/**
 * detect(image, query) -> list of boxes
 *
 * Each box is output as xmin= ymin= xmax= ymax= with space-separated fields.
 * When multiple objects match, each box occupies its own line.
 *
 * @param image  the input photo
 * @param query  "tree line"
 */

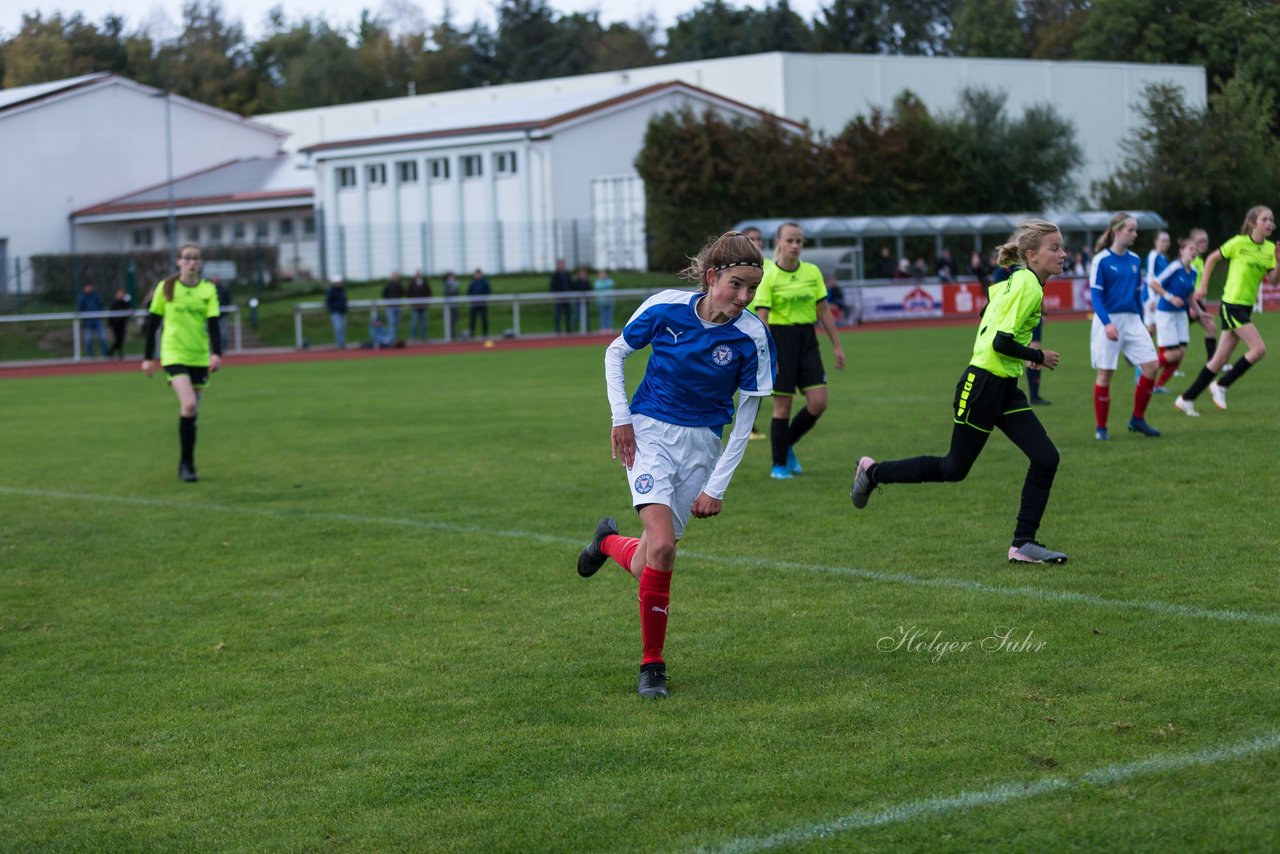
xmin=2 ymin=0 xmax=1278 ymax=124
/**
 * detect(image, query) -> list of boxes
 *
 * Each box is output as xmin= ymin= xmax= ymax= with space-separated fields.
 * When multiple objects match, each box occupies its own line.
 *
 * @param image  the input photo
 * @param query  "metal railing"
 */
xmin=0 ymin=306 xmax=243 ymax=363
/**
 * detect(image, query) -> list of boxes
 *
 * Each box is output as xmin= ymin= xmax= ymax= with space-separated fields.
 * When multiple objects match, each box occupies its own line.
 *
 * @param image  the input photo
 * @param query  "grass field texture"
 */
xmin=2 ymin=315 xmax=1278 ymax=850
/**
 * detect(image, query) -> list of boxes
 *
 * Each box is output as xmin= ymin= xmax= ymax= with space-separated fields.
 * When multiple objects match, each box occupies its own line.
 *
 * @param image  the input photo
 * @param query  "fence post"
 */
xmin=512 ymin=297 xmax=520 ymax=338
xmin=294 ymin=305 xmax=304 ymax=349
xmin=234 ymin=308 xmax=243 ymax=352
xmin=73 ymin=317 xmax=82 ymax=362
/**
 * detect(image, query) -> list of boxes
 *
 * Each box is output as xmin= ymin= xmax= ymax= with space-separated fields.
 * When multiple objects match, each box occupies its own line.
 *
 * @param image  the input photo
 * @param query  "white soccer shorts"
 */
xmin=1142 ymin=296 xmax=1159 ymax=328
xmin=1155 ymin=311 xmax=1190 ymax=348
xmin=1091 ymin=312 xmax=1158 ymax=370
xmin=625 ymin=414 xmax=723 ymax=539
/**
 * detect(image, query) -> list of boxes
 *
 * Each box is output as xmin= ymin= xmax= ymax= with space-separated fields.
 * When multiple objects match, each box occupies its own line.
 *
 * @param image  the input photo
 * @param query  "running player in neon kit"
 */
xmin=1175 ymin=206 xmax=1279 ymax=416
xmin=576 ymin=232 xmax=776 ymax=699
xmin=1150 ymin=237 xmax=1200 ymax=394
xmin=754 ymin=221 xmax=845 ymax=479
xmin=141 ymin=243 xmax=223 ymax=482
xmin=1089 ymin=212 xmax=1161 ymax=439
xmin=1188 ymin=228 xmax=1219 ymax=363
xmin=850 ymin=219 xmax=1067 ymax=565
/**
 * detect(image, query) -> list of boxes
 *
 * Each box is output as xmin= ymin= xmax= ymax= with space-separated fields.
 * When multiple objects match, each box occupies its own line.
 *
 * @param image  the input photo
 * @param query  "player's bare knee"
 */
xmin=645 ymin=540 xmax=677 ymax=569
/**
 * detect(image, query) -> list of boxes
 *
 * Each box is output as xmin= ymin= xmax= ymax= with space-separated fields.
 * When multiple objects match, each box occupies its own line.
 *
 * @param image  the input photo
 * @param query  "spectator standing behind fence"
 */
xmin=442 ymin=271 xmax=461 ymax=338
xmin=382 ymin=272 xmax=405 ymax=342
xmin=572 ymin=266 xmax=592 ymax=331
xmin=550 ymin=259 xmax=573 ymax=333
xmin=874 ymin=245 xmax=894 ymax=279
xmin=468 ymin=268 xmax=491 ymax=339
xmin=970 ymin=250 xmax=991 ymax=296
xmin=213 ymin=276 xmax=233 ymax=351
xmin=77 ymin=283 xmax=109 ymax=358
xmin=594 ymin=269 xmax=616 ymax=331
xmin=141 ymin=243 xmax=222 ymax=484
xmin=108 ymin=288 xmax=131 ymax=359
xmin=408 ymin=270 xmax=432 ymax=342
xmin=936 ymin=248 xmax=956 ymax=283
xmin=326 ymin=276 xmax=349 ymax=349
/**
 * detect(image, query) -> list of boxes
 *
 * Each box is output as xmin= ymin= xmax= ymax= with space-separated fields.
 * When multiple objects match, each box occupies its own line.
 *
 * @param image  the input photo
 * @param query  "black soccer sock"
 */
xmin=1204 ymin=337 xmax=1217 ymax=362
xmin=179 ymin=416 xmax=197 ymax=466
xmin=1216 ymin=356 xmax=1255 ymax=388
xmin=1181 ymin=366 xmax=1217 ymax=402
xmin=788 ymin=408 xmax=820 ymax=446
xmin=1028 ymin=369 xmax=1041 ymax=399
xmin=770 ymin=418 xmax=790 ymax=467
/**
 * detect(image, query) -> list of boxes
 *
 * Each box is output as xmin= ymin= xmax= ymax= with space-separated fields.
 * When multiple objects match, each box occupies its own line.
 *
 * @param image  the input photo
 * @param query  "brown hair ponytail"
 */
xmin=1094 ymin=212 xmax=1133 ymax=255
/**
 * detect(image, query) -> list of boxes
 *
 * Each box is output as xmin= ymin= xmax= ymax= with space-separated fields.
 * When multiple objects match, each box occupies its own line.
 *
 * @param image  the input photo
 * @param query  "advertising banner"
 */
xmin=859 ymin=284 xmax=944 ymax=321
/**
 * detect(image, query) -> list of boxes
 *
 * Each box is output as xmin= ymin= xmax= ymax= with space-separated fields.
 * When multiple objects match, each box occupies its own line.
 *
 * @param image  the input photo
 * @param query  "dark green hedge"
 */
xmin=31 ymin=246 xmax=279 ymax=303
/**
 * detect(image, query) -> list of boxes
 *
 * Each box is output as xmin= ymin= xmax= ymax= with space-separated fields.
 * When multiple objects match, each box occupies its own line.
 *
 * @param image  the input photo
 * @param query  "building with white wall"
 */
xmin=303 ymin=81 xmax=800 ymax=279
xmin=0 ymin=73 xmax=285 ymax=291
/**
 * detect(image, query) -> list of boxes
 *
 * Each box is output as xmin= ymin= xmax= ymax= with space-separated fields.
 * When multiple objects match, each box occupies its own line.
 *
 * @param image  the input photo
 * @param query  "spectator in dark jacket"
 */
xmin=382 ymin=272 xmax=405 ymax=340
xmin=468 ymin=268 xmax=491 ymax=339
xmin=326 ymin=277 xmax=349 ymax=349
xmin=549 ymin=260 xmax=572 ymax=333
xmin=408 ymin=270 xmax=432 ymax=342
xmin=108 ymin=288 xmax=132 ymax=359
xmin=77 ymin=283 xmax=108 ymax=357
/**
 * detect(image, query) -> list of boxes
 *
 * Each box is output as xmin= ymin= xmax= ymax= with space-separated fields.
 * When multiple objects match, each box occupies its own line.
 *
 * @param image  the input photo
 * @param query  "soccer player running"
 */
xmin=849 ymin=219 xmax=1067 ymax=565
xmin=1175 ymin=206 xmax=1279 ymax=416
xmin=1188 ymin=228 xmax=1220 ymax=364
xmin=754 ymin=222 xmax=846 ymax=479
xmin=742 ymin=225 xmax=770 ymax=441
xmin=1149 ymin=237 xmax=1201 ymax=394
xmin=576 ymin=232 xmax=776 ymax=699
xmin=1089 ymin=212 xmax=1161 ymax=440
xmin=141 ymin=243 xmax=223 ymax=482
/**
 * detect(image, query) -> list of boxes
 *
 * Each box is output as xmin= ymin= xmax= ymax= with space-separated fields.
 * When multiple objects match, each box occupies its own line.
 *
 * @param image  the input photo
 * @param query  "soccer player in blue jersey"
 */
xmin=849 ymin=219 xmax=1067 ymax=564
xmin=1089 ymin=213 xmax=1161 ymax=440
xmin=1150 ymin=237 xmax=1200 ymax=393
xmin=1176 ymin=206 xmax=1279 ymax=415
xmin=576 ymin=231 xmax=776 ymax=699
xmin=1144 ymin=231 xmax=1170 ymax=332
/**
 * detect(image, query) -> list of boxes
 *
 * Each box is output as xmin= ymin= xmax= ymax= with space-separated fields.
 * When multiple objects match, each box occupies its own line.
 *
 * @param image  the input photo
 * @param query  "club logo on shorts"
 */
xmin=711 ymin=344 xmax=733 ymax=366
xmin=634 ymin=473 xmax=654 ymax=494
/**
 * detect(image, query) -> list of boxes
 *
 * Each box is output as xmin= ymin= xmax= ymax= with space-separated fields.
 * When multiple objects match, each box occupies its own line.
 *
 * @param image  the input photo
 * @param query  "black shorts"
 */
xmin=164 ymin=364 xmax=211 ymax=389
xmin=771 ymin=324 xmax=826 ymax=396
xmin=953 ymin=366 xmax=1029 ymax=433
xmin=1220 ymin=302 xmax=1254 ymax=331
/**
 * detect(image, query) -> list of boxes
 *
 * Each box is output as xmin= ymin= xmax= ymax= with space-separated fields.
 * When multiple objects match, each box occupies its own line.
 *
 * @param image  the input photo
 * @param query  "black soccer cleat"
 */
xmin=577 ymin=516 xmax=618 ymax=578
xmin=637 ymin=664 xmax=669 ymax=699
xmin=179 ymin=462 xmax=199 ymax=483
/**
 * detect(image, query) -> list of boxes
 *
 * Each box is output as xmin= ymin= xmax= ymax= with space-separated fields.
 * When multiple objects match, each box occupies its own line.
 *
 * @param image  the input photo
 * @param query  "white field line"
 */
xmin=4 ymin=485 xmax=1280 ymax=628
xmin=694 ymin=731 xmax=1280 ymax=853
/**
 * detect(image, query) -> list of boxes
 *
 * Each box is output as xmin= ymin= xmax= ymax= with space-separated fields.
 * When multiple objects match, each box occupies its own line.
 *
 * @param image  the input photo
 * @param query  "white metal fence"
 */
xmin=0 ymin=306 xmax=244 ymax=363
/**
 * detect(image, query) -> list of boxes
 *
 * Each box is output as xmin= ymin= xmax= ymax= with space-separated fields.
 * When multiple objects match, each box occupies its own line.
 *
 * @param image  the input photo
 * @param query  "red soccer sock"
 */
xmin=1134 ymin=375 xmax=1155 ymax=418
xmin=1094 ymin=384 xmax=1110 ymax=429
xmin=638 ymin=566 xmax=671 ymax=666
xmin=1157 ymin=360 xmax=1179 ymax=387
xmin=1156 ymin=348 xmax=1168 ymax=368
xmin=601 ymin=534 xmax=640 ymax=574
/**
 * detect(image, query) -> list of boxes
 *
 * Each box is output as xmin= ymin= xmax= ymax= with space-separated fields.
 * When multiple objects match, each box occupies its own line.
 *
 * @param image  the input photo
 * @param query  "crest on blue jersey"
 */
xmin=711 ymin=344 xmax=733 ymax=366
xmin=634 ymin=473 xmax=654 ymax=494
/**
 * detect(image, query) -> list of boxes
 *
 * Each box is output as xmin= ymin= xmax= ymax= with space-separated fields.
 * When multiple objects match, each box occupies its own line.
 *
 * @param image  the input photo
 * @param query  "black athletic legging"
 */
xmin=873 ymin=412 xmax=1059 ymax=545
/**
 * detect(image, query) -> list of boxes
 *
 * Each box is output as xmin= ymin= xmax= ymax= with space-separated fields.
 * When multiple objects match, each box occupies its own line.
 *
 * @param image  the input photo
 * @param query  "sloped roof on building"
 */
xmin=72 ymin=154 xmax=312 ymax=219
xmin=735 ymin=211 xmax=1169 ymax=240
xmin=0 ymin=72 xmax=112 ymax=113
xmin=302 ymin=80 xmax=802 ymax=154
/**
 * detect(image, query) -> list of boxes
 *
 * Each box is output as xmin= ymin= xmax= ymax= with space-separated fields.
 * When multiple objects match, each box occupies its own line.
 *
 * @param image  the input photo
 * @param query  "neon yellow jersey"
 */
xmin=754 ymin=259 xmax=827 ymax=325
xmin=969 ymin=268 xmax=1042 ymax=378
xmin=149 ymin=278 xmax=220 ymax=366
xmin=1219 ymin=235 xmax=1276 ymax=306
xmin=746 ymin=258 xmax=774 ymax=314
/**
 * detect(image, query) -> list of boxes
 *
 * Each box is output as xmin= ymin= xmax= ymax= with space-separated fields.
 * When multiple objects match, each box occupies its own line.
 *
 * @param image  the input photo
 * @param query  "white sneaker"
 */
xmin=1174 ymin=396 xmax=1200 ymax=417
xmin=1209 ymin=381 xmax=1228 ymax=411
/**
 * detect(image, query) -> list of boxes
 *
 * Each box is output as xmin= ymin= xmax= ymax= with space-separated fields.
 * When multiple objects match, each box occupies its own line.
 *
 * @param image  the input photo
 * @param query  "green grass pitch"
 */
xmin=2 ymin=315 xmax=1278 ymax=850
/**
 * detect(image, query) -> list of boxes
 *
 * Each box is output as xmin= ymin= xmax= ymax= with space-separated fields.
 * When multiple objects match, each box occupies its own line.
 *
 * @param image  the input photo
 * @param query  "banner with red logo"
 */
xmin=858 ymin=284 xmax=944 ymax=321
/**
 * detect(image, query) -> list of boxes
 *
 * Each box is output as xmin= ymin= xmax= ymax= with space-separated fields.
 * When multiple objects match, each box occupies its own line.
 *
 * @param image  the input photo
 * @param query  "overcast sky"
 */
xmin=3 ymin=0 xmax=829 ymax=40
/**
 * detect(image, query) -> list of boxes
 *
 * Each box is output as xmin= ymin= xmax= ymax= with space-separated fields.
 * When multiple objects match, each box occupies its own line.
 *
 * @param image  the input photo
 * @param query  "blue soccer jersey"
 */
xmin=1144 ymin=250 xmax=1168 ymax=304
xmin=1155 ymin=262 xmax=1198 ymax=313
xmin=1090 ymin=248 xmax=1144 ymax=325
xmin=620 ymin=290 xmax=775 ymax=431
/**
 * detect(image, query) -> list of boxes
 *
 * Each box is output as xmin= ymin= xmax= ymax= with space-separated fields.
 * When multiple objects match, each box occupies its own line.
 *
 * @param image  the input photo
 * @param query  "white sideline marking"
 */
xmin=4 ymin=485 xmax=1280 ymax=628
xmin=697 ymin=731 xmax=1280 ymax=853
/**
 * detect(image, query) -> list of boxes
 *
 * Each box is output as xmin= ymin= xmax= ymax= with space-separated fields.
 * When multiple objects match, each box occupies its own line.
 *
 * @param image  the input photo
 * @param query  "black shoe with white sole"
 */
xmin=577 ymin=516 xmax=618 ymax=578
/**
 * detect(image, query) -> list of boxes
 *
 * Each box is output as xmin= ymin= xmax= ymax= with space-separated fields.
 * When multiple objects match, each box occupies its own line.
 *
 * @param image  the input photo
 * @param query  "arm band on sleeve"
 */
xmin=992 ymin=331 xmax=1043 ymax=363
xmin=604 ymin=334 xmax=635 ymax=426
xmin=702 ymin=393 xmax=760 ymax=500
xmin=207 ymin=317 xmax=222 ymax=356
xmin=143 ymin=314 xmax=161 ymax=360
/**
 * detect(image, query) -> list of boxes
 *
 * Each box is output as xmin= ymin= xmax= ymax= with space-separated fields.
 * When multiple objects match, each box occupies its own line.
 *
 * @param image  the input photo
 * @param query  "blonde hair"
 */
xmin=1094 ymin=212 xmax=1135 ymax=254
xmin=1240 ymin=206 xmax=1272 ymax=236
xmin=994 ymin=219 xmax=1061 ymax=269
xmin=164 ymin=242 xmax=202 ymax=301
xmin=679 ymin=231 xmax=764 ymax=291
xmin=773 ymin=221 xmax=803 ymax=263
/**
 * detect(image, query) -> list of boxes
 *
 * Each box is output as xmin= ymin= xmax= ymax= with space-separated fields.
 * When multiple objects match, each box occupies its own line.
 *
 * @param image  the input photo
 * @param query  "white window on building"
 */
xmin=428 ymin=158 xmax=450 ymax=181
xmin=184 ymin=225 xmax=200 ymax=242
xmin=255 ymin=221 xmax=269 ymax=242
xmin=232 ymin=221 xmax=246 ymax=242
xmin=210 ymin=223 xmax=223 ymax=243
xmin=337 ymin=166 xmax=357 ymax=188
xmin=397 ymin=160 xmax=419 ymax=183
xmin=494 ymin=151 xmax=518 ymax=176
xmin=462 ymin=154 xmax=483 ymax=179
xmin=303 ymin=216 xmax=315 ymax=236
xmin=279 ymin=217 xmax=294 ymax=237
xmin=367 ymin=163 xmax=387 ymax=186
xmin=131 ymin=227 xmax=154 ymax=247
